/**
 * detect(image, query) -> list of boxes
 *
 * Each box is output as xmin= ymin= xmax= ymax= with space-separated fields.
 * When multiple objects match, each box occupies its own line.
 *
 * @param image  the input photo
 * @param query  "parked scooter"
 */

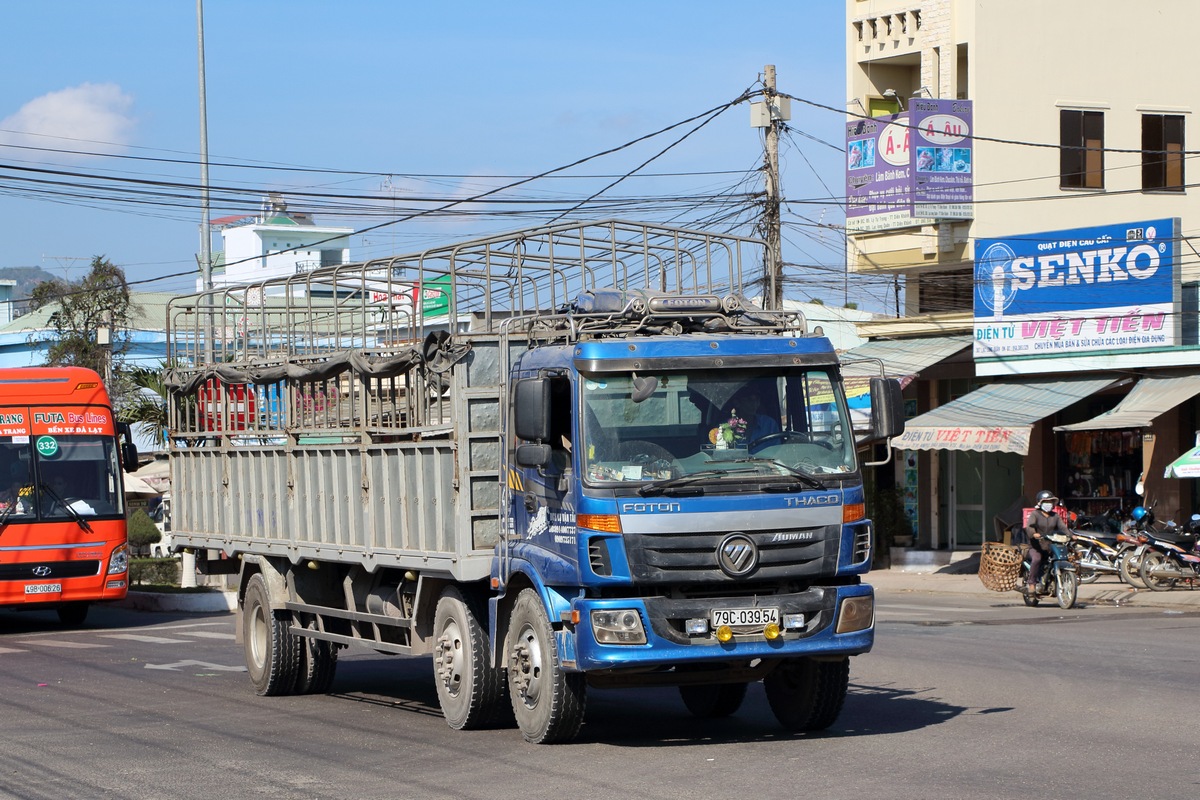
xmin=1021 ymin=532 xmax=1079 ymax=609
xmin=1070 ymin=526 xmax=1127 ymax=585
xmin=1138 ymin=514 xmax=1200 ymax=591
xmin=1116 ymin=504 xmax=1164 ymax=589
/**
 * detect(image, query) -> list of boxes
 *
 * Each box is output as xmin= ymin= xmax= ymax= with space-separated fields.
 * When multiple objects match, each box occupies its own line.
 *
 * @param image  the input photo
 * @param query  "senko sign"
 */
xmin=974 ymin=219 xmax=1179 ymax=360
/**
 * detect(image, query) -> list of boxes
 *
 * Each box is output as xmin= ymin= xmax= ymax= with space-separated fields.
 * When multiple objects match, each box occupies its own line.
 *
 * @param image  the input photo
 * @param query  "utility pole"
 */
xmin=751 ymin=65 xmax=789 ymax=310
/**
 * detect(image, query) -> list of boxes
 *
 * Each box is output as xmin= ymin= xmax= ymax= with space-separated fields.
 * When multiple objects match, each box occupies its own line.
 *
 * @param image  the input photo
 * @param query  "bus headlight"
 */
xmin=107 ymin=543 xmax=129 ymax=575
xmin=591 ymin=609 xmax=647 ymax=644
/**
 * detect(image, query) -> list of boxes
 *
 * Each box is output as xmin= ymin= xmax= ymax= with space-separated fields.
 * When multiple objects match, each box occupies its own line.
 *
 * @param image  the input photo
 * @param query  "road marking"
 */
xmin=144 ymin=659 xmax=246 ymax=672
xmin=102 ymin=634 xmax=193 ymax=644
xmin=0 ymin=646 xmax=27 ymax=654
xmin=17 ymin=640 xmax=108 ymax=649
xmin=176 ymin=631 xmax=236 ymax=640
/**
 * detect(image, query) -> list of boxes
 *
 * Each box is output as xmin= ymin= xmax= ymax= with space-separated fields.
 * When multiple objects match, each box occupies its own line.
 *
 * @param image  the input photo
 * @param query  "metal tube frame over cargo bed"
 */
xmin=164 ymin=219 xmax=771 ymax=585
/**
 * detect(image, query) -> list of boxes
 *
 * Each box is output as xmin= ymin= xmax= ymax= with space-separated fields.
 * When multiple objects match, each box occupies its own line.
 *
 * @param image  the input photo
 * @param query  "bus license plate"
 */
xmin=711 ymin=607 xmax=779 ymax=628
xmin=25 ymin=583 xmax=61 ymax=595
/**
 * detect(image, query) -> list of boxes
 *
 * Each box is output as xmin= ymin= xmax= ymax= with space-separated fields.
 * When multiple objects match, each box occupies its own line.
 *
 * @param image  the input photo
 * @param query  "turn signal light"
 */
xmin=843 ymin=503 xmax=866 ymax=523
xmin=577 ymin=513 xmax=622 ymax=533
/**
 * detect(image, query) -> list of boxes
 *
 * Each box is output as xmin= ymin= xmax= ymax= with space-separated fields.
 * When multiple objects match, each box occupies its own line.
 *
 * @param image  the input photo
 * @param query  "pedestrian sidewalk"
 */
xmin=870 ymin=560 xmax=1200 ymax=609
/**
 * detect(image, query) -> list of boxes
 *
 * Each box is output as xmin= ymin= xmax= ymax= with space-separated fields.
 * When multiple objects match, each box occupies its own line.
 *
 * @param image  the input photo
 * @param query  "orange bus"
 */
xmin=0 ymin=367 xmax=139 ymax=625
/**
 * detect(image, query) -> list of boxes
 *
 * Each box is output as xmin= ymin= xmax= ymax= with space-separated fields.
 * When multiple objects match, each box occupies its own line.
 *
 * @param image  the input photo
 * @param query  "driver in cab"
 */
xmin=724 ymin=388 xmax=779 ymax=452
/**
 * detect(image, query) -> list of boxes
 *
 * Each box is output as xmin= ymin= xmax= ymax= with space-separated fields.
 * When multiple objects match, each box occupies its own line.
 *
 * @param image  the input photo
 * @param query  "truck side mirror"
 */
xmin=869 ymin=377 xmax=905 ymax=441
xmin=117 ymin=421 xmax=139 ymax=473
xmin=515 ymin=443 xmax=552 ymax=467
xmin=513 ymin=378 xmax=551 ymax=442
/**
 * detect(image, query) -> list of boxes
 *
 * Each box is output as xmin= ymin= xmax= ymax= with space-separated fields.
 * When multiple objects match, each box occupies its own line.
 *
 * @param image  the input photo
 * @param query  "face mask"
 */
xmin=1040 ymin=502 xmax=1054 ymax=513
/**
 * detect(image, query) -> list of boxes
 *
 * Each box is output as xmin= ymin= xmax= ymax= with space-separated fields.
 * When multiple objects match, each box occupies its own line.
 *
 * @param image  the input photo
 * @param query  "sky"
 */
xmin=0 ymin=2 xmax=888 ymax=308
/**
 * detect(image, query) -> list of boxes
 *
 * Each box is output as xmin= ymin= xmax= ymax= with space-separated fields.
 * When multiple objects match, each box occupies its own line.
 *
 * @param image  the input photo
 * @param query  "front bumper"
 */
xmin=568 ymin=583 xmax=874 ymax=671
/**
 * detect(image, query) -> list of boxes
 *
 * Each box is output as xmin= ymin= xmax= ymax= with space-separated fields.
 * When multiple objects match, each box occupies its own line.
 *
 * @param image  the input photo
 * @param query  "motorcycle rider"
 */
xmin=1025 ymin=489 xmax=1069 ymax=596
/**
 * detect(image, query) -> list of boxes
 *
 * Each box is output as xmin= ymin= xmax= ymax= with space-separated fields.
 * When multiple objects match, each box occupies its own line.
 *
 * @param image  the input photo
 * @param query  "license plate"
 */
xmin=25 ymin=583 xmax=61 ymax=595
xmin=711 ymin=607 xmax=779 ymax=628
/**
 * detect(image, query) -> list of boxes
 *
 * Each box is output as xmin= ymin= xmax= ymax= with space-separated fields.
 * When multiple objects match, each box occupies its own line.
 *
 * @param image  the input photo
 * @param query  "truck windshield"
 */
xmin=581 ymin=368 xmax=856 ymax=487
xmin=0 ymin=436 xmax=124 ymax=520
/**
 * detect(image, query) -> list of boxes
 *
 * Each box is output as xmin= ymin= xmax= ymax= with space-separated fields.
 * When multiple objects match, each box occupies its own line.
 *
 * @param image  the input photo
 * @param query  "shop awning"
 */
xmin=892 ymin=377 xmax=1117 ymax=455
xmin=840 ymin=334 xmax=973 ymax=382
xmin=1055 ymin=374 xmax=1200 ymax=432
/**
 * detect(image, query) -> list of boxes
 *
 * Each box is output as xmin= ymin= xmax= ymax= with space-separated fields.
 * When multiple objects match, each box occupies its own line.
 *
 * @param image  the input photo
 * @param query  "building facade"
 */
xmin=845 ymin=0 xmax=1200 ymax=549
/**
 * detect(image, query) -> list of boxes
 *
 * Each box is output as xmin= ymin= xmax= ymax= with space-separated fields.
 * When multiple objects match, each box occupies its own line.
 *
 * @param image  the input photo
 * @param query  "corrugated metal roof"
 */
xmin=1055 ymin=374 xmax=1200 ymax=431
xmin=892 ymin=377 xmax=1117 ymax=455
xmin=0 ymin=291 xmax=174 ymax=335
xmin=840 ymin=334 xmax=973 ymax=379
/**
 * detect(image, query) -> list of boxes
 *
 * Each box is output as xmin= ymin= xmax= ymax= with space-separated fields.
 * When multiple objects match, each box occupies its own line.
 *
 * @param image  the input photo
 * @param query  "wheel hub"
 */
xmin=435 ymin=621 xmax=464 ymax=695
xmin=509 ymin=625 xmax=543 ymax=707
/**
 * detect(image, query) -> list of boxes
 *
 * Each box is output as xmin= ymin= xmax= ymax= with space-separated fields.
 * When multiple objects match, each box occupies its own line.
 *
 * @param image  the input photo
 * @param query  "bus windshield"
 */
xmin=0 ymin=436 xmax=125 ymax=521
xmin=581 ymin=367 xmax=857 ymax=487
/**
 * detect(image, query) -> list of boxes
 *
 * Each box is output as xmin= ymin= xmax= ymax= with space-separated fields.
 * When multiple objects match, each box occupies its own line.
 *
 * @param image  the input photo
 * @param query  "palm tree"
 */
xmin=117 ymin=364 xmax=169 ymax=449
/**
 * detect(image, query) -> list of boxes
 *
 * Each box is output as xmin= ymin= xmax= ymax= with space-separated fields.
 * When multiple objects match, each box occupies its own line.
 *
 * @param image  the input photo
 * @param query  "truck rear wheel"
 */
xmin=433 ymin=586 xmax=508 ymax=729
xmin=295 ymin=638 xmax=338 ymax=695
xmin=243 ymin=573 xmax=301 ymax=696
xmin=679 ymin=682 xmax=748 ymax=718
xmin=764 ymin=657 xmax=849 ymax=732
xmin=506 ymin=588 xmax=585 ymax=744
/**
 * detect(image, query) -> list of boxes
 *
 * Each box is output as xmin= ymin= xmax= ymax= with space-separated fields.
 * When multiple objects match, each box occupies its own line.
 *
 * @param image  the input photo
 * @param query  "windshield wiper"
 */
xmin=40 ymin=483 xmax=92 ymax=532
xmin=726 ymin=458 xmax=828 ymax=489
xmin=637 ymin=467 xmax=762 ymax=497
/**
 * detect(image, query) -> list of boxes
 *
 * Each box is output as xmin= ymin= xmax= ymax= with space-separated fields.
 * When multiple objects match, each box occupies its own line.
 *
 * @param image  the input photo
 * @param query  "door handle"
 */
xmin=524 ymin=494 xmax=537 ymax=514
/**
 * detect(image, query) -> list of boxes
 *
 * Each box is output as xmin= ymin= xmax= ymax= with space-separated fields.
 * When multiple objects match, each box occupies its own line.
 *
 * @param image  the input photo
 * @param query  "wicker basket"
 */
xmin=978 ymin=541 xmax=1024 ymax=592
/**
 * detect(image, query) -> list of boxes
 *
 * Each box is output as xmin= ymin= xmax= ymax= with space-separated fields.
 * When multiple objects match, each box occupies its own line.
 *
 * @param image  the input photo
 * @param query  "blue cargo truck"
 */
xmin=165 ymin=220 xmax=903 ymax=743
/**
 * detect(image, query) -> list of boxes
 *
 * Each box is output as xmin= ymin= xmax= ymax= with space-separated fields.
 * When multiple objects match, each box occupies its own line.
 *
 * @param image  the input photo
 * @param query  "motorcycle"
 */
xmin=1021 ymin=532 xmax=1079 ymax=609
xmin=1138 ymin=514 xmax=1200 ymax=591
xmin=1070 ymin=526 xmax=1127 ymax=585
xmin=1116 ymin=504 xmax=1168 ymax=589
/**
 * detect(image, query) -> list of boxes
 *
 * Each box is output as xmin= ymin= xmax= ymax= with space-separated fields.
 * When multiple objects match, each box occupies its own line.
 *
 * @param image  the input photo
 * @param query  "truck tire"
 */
xmin=679 ymin=683 xmax=748 ymax=718
xmin=764 ymin=657 xmax=849 ymax=732
xmin=243 ymin=573 xmax=302 ymax=696
xmin=506 ymin=588 xmax=586 ymax=744
xmin=433 ymin=586 xmax=508 ymax=729
xmin=295 ymin=638 xmax=338 ymax=695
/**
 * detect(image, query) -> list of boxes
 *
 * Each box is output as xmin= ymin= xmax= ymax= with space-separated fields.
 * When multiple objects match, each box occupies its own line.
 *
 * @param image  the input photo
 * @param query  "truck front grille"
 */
xmin=622 ymin=526 xmax=837 ymax=584
xmin=0 ymin=561 xmax=101 ymax=581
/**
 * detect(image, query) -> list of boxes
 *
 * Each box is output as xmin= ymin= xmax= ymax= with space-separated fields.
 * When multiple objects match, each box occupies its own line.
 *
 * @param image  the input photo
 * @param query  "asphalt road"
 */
xmin=0 ymin=593 xmax=1196 ymax=800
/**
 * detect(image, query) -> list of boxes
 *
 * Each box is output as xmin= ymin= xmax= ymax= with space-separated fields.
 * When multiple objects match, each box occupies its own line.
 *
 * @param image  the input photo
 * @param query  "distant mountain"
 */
xmin=0 ymin=267 xmax=57 ymax=301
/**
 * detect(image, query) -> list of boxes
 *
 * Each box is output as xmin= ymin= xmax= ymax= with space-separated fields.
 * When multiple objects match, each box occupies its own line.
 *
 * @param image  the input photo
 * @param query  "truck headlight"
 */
xmin=107 ymin=543 xmax=129 ymax=575
xmin=835 ymin=595 xmax=873 ymax=634
xmin=591 ymin=608 xmax=647 ymax=645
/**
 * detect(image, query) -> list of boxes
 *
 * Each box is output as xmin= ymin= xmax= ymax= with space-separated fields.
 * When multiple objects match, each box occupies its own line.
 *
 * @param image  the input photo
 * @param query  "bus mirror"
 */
xmin=513 ymin=378 xmax=551 ymax=442
xmin=869 ymin=377 xmax=905 ymax=441
xmin=117 ymin=422 xmax=139 ymax=473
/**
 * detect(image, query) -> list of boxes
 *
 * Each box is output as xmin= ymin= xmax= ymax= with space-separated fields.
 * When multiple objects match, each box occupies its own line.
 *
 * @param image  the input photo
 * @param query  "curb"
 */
xmin=116 ymin=590 xmax=238 ymax=613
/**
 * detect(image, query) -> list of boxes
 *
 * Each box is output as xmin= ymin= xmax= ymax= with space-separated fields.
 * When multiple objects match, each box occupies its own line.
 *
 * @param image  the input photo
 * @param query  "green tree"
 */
xmin=126 ymin=508 xmax=162 ymax=554
xmin=29 ymin=255 xmax=134 ymax=375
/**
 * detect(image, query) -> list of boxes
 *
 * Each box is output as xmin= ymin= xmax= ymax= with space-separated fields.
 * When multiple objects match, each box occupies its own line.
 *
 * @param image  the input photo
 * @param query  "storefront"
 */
xmin=880 ymin=217 xmax=1200 ymax=550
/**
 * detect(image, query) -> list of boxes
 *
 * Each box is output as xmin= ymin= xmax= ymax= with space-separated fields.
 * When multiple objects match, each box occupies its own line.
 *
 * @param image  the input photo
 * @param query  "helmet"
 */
xmin=1035 ymin=490 xmax=1058 ymax=505
xmin=1131 ymin=506 xmax=1147 ymax=521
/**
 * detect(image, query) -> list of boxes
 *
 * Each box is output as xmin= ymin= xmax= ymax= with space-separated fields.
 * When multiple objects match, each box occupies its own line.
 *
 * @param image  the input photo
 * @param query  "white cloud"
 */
xmin=0 ymin=83 xmax=135 ymax=154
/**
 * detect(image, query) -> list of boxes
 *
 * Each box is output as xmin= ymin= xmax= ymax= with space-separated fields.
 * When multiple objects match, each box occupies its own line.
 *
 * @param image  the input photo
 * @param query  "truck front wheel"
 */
xmin=433 ymin=586 xmax=508 ymax=729
xmin=243 ymin=573 xmax=301 ymax=696
xmin=506 ymin=588 xmax=586 ymax=744
xmin=679 ymin=683 xmax=748 ymax=718
xmin=764 ymin=657 xmax=849 ymax=732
